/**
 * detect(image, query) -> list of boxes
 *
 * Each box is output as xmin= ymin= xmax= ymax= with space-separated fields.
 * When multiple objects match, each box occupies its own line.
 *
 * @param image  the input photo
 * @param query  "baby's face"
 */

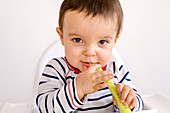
xmin=57 ymin=10 xmax=118 ymax=71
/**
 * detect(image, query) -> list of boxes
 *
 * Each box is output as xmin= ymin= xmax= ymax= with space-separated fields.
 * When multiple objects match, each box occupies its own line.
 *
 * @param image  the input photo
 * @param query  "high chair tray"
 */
xmin=137 ymin=92 xmax=170 ymax=113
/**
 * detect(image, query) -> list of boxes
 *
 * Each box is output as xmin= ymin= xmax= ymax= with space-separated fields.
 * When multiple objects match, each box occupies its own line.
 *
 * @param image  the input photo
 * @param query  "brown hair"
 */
xmin=58 ymin=0 xmax=124 ymax=36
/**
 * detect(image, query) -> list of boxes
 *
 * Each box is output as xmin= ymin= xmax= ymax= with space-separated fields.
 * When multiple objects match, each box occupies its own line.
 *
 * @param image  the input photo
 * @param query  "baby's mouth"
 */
xmin=81 ymin=61 xmax=91 ymax=68
xmin=81 ymin=61 xmax=100 ymax=68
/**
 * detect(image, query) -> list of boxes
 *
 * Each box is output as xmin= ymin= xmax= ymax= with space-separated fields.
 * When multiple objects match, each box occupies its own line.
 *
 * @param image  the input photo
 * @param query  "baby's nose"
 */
xmin=83 ymin=46 xmax=96 ymax=57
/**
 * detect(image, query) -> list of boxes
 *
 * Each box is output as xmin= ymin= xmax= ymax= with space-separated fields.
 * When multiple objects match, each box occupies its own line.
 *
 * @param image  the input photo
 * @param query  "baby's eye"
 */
xmin=72 ymin=38 xmax=83 ymax=43
xmin=99 ymin=40 xmax=108 ymax=45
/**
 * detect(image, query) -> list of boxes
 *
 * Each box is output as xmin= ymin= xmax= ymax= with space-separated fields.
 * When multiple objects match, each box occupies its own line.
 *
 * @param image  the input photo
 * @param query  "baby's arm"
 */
xmin=113 ymin=62 xmax=143 ymax=111
xmin=36 ymin=58 xmax=85 ymax=113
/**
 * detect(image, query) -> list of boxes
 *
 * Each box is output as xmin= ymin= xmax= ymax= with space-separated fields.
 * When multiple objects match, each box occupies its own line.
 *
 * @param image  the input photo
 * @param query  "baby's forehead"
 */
xmin=63 ymin=10 xmax=118 ymax=38
xmin=64 ymin=10 xmax=118 ymax=25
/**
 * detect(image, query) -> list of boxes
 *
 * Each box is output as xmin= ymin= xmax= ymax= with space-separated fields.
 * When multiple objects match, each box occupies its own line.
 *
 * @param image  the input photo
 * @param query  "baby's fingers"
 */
xmin=129 ymin=96 xmax=137 ymax=109
xmin=122 ymin=88 xmax=137 ymax=108
xmin=94 ymin=83 xmax=108 ymax=91
xmin=124 ymin=90 xmax=134 ymax=105
xmin=120 ymin=87 xmax=130 ymax=103
xmin=95 ymin=71 xmax=113 ymax=83
xmin=116 ymin=83 xmax=124 ymax=95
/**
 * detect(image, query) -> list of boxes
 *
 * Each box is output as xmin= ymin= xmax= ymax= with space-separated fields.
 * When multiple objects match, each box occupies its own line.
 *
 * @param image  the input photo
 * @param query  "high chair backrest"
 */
xmin=35 ymin=39 xmax=65 ymax=83
xmin=32 ymin=39 xmax=65 ymax=113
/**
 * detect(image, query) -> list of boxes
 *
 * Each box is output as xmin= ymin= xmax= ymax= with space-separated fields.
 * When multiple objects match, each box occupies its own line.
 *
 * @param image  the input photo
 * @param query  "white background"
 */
xmin=0 ymin=0 xmax=170 ymax=110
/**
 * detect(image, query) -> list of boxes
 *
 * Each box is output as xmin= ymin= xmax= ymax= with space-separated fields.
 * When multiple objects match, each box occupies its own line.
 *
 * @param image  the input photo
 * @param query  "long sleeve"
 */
xmin=36 ymin=58 xmax=86 ymax=113
xmin=110 ymin=61 xmax=144 ymax=112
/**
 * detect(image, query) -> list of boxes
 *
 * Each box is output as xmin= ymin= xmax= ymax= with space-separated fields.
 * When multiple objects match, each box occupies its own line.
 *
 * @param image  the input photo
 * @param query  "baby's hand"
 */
xmin=116 ymin=83 xmax=137 ymax=109
xmin=76 ymin=64 xmax=114 ymax=100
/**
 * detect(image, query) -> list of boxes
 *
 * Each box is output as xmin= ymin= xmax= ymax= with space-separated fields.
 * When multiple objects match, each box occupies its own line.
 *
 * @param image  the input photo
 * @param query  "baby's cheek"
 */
xmin=101 ymin=55 xmax=111 ymax=66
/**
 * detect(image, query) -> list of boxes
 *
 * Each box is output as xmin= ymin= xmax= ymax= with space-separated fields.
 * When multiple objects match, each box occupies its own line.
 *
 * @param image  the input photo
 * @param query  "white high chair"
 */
xmin=0 ymin=38 xmax=124 ymax=113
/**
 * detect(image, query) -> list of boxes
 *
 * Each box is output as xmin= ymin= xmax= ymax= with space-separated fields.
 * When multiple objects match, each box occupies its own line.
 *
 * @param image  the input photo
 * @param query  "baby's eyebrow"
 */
xmin=68 ymin=33 xmax=113 ymax=39
xmin=100 ymin=35 xmax=113 ymax=39
xmin=68 ymin=33 xmax=83 ymax=37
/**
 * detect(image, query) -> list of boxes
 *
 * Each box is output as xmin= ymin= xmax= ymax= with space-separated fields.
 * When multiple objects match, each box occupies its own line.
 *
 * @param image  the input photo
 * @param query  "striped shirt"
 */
xmin=36 ymin=57 xmax=143 ymax=113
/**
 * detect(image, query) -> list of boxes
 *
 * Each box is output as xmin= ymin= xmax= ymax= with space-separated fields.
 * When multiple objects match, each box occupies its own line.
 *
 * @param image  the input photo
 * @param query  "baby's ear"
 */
xmin=114 ymin=33 xmax=121 ymax=43
xmin=56 ymin=27 xmax=64 ymax=45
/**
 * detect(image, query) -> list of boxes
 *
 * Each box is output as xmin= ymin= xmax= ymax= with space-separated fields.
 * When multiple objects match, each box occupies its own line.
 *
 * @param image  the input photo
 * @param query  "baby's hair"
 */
xmin=59 ymin=0 xmax=124 ymax=36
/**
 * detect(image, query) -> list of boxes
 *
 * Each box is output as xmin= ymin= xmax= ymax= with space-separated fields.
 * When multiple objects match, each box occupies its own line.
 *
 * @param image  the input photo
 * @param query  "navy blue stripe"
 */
xmin=114 ymin=105 xmax=120 ymax=110
xmin=136 ymin=96 xmax=140 ymax=111
xmin=36 ymin=93 xmax=43 ymax=113
xmin=64 ymin=83 xmax=75 ymax=110
xmin=66 ymin=76 xmax=75 ymax=80
xmin=36 ymin=93 xmax=44 ymax=105
xmin=42 ymin=73 xmax=59 ymax=80
xmin=119 ymin=65 xmax=123 ymax=71
xmin=136 ymin=93 xmax=142 ymax=99
xmin=52 ymin=97 xmax=54 ymax=112
xmin=88 ymin=94 xmax=112 ymax=101
xmin=46 ymin=64 xmax=66 ymax=84
xmin=73 ymin=71 xmax=78 ymax=74
xmin=56 ymin=90 xmax=66 ymax=113
xmin=72 ymin=79 xmax=83 ymax=105
xmin=113 ymin=61 xmax=115 ymax=73
xmin=114 ymin=75 xmax=118 ymax=79
xmin=133 ymin=88 xmax=137 ymax=92
xmin=125 ymin=78 xmax=131 ymax=81
xmin=39 ymin=81 xmax=48 ymax=85
xmin=77 ymin=102 xmax=113 ymax=111
xmin=136 ymin=93 xmax=144 ymax=109
xmin=113 ymin=105 xmax=117 ymax=112
xmin=53 ymin=58 xmax=66 ymax=75
xmin=38 ymin=106 xmax=42 ymax=113
xmin=45 ymin=94 xmax=49 ymax=113
xmin=53 ymin=88 xmax=59 ymax=90
xmin=119 ymin=71 xmax=129 ymax=83
xmin=61 ymin=57 xmax=70 ymax=69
